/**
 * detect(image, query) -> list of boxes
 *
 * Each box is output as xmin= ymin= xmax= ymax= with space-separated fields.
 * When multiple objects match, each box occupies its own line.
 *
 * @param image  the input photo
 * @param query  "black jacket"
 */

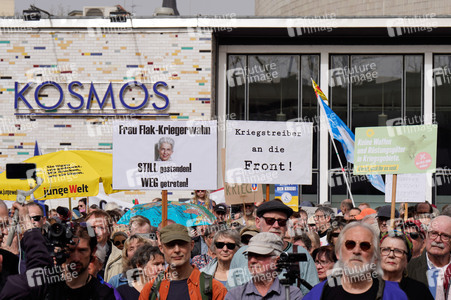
xmin=0 ymin=228 xmax=115 ymax=300
xmin=407 ymin=250 xmax=429 ymax=287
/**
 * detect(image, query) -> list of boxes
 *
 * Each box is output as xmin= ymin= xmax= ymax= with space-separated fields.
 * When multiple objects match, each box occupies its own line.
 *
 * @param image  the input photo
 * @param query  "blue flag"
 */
xmin=312 ymin=80 xmax=385 ymax=193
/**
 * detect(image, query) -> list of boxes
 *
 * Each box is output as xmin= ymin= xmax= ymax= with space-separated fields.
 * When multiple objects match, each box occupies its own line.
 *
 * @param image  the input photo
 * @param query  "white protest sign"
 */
xmin=225 ymin=120 xmax=313 ymax=184
xmin=385 ymin=173 xmax=427 ymax=203
xmin=113 ymin=120 xmax=217 ymax=190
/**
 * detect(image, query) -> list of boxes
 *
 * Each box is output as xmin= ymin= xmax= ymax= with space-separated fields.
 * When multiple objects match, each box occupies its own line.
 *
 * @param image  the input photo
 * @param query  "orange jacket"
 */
xmin=139 ymin=266 xmax=227 ymax=300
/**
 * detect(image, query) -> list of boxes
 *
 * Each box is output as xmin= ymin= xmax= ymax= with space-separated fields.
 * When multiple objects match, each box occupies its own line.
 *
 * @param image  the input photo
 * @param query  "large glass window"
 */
xmin=433 ymin=55 xmax=451 ymax=207
xmin=227 ymin=54 xmax=319 ymax=202
xmin=329 ymin=55 xmax=423 ymax=207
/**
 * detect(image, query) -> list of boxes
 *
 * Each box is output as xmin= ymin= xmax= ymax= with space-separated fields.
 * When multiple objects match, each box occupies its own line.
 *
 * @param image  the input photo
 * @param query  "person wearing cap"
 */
xmin=407 ymin=215 xmax=451 ymax=299
xmin=225 ymin=232 xmax=303 ymax=299
xmin=240 ymin=225 xmax=260 ymax=245
xmin=228 ymin=200 xmax=319 ymax=296
xmin=377 ymin=205 xmax=400 ymax=235
xmin=380 ymin=230 xmax=433 ymax=300
xmin=139 ymin=223 xmax=227 ymax=300
xmin=214 ymin=203 xmax=229 ymax=224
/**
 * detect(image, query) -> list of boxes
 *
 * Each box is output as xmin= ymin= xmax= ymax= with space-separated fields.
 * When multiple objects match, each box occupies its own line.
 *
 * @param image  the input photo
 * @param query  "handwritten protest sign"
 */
xmin=354 ymin=125 xmax=437 ymax=175
xmin=113 ymin=120 xmax=217 ymax=190
xmin=385 ymin=173 xmax=427 ymax=203
xmin=225 ymin=120 xmax=313 ymax=184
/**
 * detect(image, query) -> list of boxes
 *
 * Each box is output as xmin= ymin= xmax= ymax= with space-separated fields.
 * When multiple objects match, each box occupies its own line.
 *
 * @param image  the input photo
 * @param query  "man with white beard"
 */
xmin=304 ymin=222 xmax=408 ymax=300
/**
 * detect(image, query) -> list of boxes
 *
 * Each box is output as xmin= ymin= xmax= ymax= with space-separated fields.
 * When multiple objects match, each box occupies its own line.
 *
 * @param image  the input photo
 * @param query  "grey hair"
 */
xmin=428 ymin=215 xmax=451 ymax=232
xmin=335 ymin=221 xmax=384 ymax=278
xmin=211 ymin=229 xmax=241 ymax=252
xmin=315 ymin=206 xmax=335 ymax=218
xmin=158 ymin=137 xmax=174 ymax=150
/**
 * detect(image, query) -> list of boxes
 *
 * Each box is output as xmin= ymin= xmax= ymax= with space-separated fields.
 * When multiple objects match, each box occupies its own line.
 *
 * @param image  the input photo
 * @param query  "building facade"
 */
xmin=0 ymin=16 xmax=450 ymax=208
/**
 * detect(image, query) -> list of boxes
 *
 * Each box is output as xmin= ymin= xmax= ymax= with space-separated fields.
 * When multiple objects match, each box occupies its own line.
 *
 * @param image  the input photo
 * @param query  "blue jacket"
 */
xmin=303 ymin=277 xmax=408 ymax=300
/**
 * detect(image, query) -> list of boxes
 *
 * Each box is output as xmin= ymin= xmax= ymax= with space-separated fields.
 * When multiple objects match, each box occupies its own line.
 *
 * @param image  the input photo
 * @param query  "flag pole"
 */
xmin=313 ymin=79 xmax=355 ymax=206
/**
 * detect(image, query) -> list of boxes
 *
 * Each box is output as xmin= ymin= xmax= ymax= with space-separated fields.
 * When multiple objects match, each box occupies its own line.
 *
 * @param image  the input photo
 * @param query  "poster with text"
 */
xmin=113 ymin=120 xmax=217 ymax=190
xmin=275 ymin=184 xmax=299 ymax=212
xmin=385 ymin=173 xmax=427 ymax=203
xmin=225 ymin=120 xmax=313 ymax=184
xmin=354 ymin=125 xmax=437 ymax=175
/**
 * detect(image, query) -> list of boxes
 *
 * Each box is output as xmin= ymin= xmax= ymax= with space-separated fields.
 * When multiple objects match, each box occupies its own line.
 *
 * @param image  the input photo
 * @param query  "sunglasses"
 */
xmin=215 ymin=242 xmax=236 ymax=250
xmin=345 ymin=240 xmax=372 ymax=251
xmin=331 ymin=232 xmax=340 ymax=238
xmin=113 ymin=239 xmax=126 ymax=246
xmin=408 ymin=232 xmax=420 ymax=240
xmin=30 ymin=215 xmax=43 ymax=222
xmin=262 ymin=217 xmax=288 ymax=227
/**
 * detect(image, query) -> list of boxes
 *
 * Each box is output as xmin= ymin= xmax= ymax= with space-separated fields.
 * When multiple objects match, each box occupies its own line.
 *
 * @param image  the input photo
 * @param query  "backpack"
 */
xmin=148 ymin=271 xmax=213 ymax=300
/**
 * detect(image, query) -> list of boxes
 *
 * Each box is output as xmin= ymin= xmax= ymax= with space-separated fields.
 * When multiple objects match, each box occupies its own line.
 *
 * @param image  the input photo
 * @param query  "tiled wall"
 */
xmin=0 ymin=28 xmax=213 ymax=203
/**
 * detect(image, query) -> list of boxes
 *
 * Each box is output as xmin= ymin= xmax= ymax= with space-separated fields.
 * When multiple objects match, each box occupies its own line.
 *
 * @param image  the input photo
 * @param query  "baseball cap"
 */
xmin=214 ymin=203 xmax=228 ymax=213
xmin=244 ymin=232 xmax=284 ymax=256
xmin=159 ymin=223 xmax=191 ymax=244
xmin=377 ymin=205 xmax=399 ymax=219
xmin=256 ymin=200 xmax=293 ymax=218
xmin=355 ymin=208 xmax=377 ymax=220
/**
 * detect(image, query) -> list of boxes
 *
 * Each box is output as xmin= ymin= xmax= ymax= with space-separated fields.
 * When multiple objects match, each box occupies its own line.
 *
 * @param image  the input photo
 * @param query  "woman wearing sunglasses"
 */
xmin=380 ymin=230 xmax=433 ymax=300
xmin=201 ymin=229 xmax=241 ymax=289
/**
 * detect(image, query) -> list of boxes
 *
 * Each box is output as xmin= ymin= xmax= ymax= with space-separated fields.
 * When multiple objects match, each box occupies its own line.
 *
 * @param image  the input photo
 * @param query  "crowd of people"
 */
xmin=0 ymin=192 xmax=450 ymax=300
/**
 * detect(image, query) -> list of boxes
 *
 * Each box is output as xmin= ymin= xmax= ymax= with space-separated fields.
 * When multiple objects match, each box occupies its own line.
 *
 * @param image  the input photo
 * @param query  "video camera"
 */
xmin=276 ymin=251 xmax=312 ymax=290
xmin=46 ymin=222 xmax=77 ymax=265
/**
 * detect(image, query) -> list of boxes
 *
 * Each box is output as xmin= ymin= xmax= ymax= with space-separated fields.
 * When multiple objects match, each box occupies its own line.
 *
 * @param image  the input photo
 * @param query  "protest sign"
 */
xmin=354 ymin=125 xmax=437 ymax=175
xmin=385 ymin=173 xmax=427 ymax=203
xmin=221 ymin=149 xmax=263 ymax=205
xmin=225 ymin=120 xmax=313 ymax=184
xmin=275 ymin=184 xmax=299 ymax=212
xmin=113 ymin=120 xmax=217 ymax=190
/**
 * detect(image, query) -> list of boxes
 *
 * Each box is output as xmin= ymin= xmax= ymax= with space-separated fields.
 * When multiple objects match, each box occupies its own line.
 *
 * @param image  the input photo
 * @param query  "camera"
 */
xmin=46 ymin=222 xmax=76 ymax=264
xmin=276 ymin=251 xmax=312 ymax=289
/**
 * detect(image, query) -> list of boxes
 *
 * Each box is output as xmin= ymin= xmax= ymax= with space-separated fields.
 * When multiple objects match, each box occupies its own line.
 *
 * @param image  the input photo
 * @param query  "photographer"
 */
xmin=225 ymin=232 xmax=303 ymax=299
xmin=0 ymin=202 xmax=116 ymax=300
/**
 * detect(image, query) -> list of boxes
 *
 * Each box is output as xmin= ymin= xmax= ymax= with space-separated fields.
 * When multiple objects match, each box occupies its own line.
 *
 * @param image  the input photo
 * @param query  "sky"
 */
xmin=15 ymin=0 xmax=255 ymax=17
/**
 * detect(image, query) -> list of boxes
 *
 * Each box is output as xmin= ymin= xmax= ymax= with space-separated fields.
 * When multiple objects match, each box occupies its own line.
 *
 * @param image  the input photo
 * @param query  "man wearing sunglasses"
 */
xmin=407 ymin=215 xmax=451 ymax=299
xmin=229 ymin=200 xmax=319 ymax=296
xmin=304 ymin=222 xmax=408 ymax=300
xmin=25 ymin=202 xmax=47 ymax=230
xmin=225 ymin=232 xmax=303 ymax=299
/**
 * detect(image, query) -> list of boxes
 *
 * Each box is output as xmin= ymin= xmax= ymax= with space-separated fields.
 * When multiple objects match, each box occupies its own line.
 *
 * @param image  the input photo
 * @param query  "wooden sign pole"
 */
xmin=266 ymin=184 xmax=270 ymax=202
xmin=390 ymin=174 xmax=397 ymax=229
xmin=404 ymin=202 xmax=408 ymax=221
xmin=162 ymin=190 xmax=168 ymax=228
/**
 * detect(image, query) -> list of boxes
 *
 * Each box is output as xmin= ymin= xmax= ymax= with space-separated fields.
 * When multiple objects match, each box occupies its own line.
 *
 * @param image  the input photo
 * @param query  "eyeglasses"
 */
xmin=315 ymin=259 xmax=332 ymax=267
xmin=344 ymin=240 xmax=372 ymax=251
xmin=30 ymin=215 xmax=43 ymax=222
xmin=428 ymin=231 xmax=451 ymax=242
xmin=113 ymin=239 xmax=126 ymax=246
xmin=381 ymin=247 xmax=407 ymax=258
xmin=262 ymin=217 xmax=288 ymax=227
xmin=215 ymin=242 xmax=236 ymax=250
xmin=331 ymin=232 xmax=340 ymax=238
xmin=313 ymin=214 xmax=325 ymax=220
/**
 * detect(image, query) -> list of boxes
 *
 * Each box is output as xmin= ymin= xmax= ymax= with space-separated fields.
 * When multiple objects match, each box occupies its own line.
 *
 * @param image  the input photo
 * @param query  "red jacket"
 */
xmin=139 ymin=266 xmax=227 ymax=300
